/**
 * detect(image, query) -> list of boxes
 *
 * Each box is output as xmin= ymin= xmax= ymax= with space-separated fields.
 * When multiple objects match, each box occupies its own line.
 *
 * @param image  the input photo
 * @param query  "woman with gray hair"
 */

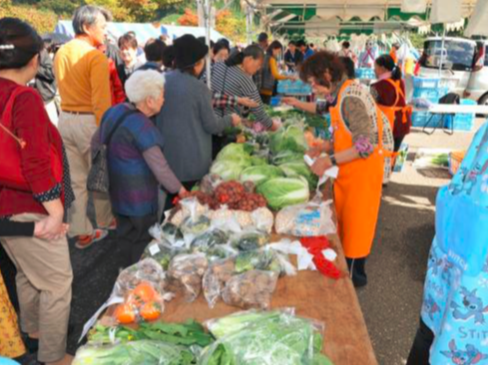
xmin=92 ymin=69 xmax=186 ymax=267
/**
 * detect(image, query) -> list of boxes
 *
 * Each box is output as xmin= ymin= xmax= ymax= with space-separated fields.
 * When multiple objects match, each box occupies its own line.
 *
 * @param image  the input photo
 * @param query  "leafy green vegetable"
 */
xmin=271 ymin=150 xmax=305 ymax=166
xmin=215 ymin=143 xmax=253 ymax=163
xmin=269 ymin=125 xmax=308 ymax=155
xmin=257 ymin=177 xmax=310 ymax=211
xmin=200 ymin=310 xmax=327 ymax=365
xmin=231 ymin=232 xmax=269 ymax=251
xmin=234 ymin=249 xmax=282 ymax=274
xmin=73 ymin=340 xmax=196 ymax=365
xmin=210 ymin=161 xmax=250 ymax=181
xmin=239 ymin=165 xmax=284 ymax=187
xmin=191 ymin=229 xmax=230 ymax=253
xmin=279 ymin=161 xmax=318 ymax=189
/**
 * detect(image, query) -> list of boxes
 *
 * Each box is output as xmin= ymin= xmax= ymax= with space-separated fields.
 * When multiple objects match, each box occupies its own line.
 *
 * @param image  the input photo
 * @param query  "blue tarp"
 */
xmin=55 ymin=20 xmax=227 ymax=44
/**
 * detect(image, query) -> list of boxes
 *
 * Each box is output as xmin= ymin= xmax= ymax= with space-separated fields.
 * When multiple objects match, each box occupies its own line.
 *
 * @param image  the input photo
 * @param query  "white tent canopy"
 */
xmin=257 ymin=0 xmax=478 ymax=22
xmin=464 ymin=0 xmax=488 ymax=36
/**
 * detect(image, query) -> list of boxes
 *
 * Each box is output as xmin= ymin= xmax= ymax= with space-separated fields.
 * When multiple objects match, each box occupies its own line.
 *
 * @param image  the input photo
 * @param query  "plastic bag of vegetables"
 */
xmin=222 ymin=270 xmax=278 ymax=309
xmin=141 ymin=241 xmax=186 ymax=271
xmin=73 ymin=340 xmax=196 ymax=365
xmin=200 ymin=310 xmax=333 ymax=365
xmin=257 ymin=177 xmax=310 ymax=211
xmin=167 ymin=253 xmax=208 ymax=302
xmin=231 ymin=230 xmax=269 ymax=251
xmin=115 ymin=258 xmax=167 ymax=298
xmin=275 ymin=198 xmax=336 ymax=237
xmin=202 ymin=248 xmax=295 ymax=308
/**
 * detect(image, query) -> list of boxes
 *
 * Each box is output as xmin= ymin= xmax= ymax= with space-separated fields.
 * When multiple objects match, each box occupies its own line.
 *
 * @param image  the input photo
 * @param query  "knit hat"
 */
xmin=173 ymin=34 xmax=209 ymax=69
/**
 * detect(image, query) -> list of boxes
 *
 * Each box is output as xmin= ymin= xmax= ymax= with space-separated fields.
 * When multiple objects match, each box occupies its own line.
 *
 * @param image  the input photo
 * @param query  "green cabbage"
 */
xmin=215 ymin=143 xmax=253 ymax=162
xmin=271 ymin=150 xmax=305 ymax=166
xmin=240 ymin=165 xmax=284 ymax=187
xmin=269 ymin=125 xmax=308 ymax=155
xmin=279 ymin=161 xmax=318 ymax=189
xmin=211 ymin=160 xmax=249 ymax=181
xmin=257 ymin=177 xmax=310 ymax=211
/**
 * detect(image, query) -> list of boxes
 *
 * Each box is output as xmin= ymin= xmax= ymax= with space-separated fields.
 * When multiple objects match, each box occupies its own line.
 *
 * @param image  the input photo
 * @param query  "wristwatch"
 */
xmin=330 ymin=155 xmax=338 ymax=166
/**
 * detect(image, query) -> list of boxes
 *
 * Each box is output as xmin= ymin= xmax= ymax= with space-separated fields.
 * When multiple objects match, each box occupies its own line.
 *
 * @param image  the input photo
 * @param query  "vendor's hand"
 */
xmin=269 ymin=118 xmax=282 ymax=131
xmin=231 ymin=114 xmax=242 ymax=127
xmin=282 ymin=97 xmax=299 ymax=107
xmin=306 ymin=145 xmax=326 ymax=159
xmin=34 ymin=215 xmax=67 ymax=241
xmin=311 ymin=156 xmax=333 ymax=177
xmin=237 ymin=97 xmax=258 ymax=108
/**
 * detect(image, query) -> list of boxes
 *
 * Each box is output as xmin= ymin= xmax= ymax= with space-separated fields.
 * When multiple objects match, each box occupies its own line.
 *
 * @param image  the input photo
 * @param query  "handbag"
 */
xmin=0 ymin=86 xmax=62 ymax=191
xmin=87 ymin=108 xmax=138 ymax=193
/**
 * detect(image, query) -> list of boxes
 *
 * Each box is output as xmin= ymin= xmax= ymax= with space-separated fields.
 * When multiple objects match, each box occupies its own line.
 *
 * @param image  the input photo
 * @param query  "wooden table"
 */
xmin=149 ymin=233 xmax=377 ymax=365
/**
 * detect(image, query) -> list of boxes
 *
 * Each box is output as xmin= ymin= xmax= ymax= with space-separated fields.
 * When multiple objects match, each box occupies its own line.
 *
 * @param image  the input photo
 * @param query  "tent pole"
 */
xmin=438 ymin=25 xmax=446 ymax=78
xmin=205 ymin=0 xmax=212 ymax=89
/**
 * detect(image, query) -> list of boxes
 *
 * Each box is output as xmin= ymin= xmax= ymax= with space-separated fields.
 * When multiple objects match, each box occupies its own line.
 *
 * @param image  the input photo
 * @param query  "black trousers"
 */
xmin=407 ymin=318 xmax=434 ymax=365
xmin=116 ymin=213 xmax=158 ymax=268
xmin=346 ymin=257 xmax=368 ymax=288
xmin=394 ymin=136 xmax=406 ymax=153
xmin=260 ymin=94 xmax=272 ymax=105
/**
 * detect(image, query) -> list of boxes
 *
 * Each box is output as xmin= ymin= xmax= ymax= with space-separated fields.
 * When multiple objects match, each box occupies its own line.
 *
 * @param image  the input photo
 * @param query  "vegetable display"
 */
xmin=200 ymin=310 xmax=333 ymax=365
xmin=239 ymin=165 xmax=284 ymax=187
xmin=269 ymin=125 xmax=308 ymax=155
xmin=167 ymin=253 xmax=209 ymax=302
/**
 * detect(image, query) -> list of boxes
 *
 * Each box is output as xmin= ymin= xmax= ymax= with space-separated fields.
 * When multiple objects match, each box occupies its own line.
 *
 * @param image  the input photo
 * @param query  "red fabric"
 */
xmin=0 ymin=77 xmax=64 ymax=217
xmin=108 ymin=58 xmax=126 ymax=105
xmin=371 ymin=79 xmax=411 ymax=139
xmin=300 ymin=237 xmax=342 ymax=280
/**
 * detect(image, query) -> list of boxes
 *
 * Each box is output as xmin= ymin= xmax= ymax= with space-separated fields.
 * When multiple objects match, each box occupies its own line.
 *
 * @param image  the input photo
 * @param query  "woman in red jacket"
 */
xmin=371 ymin=54 xmax=412 ymax=153
xmin=0 ymin=18 xmax=74 ymax=364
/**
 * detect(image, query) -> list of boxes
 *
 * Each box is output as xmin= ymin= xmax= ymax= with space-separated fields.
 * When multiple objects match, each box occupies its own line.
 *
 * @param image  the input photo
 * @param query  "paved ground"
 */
xmin=357 ymin=120 xmax=485 ymax=365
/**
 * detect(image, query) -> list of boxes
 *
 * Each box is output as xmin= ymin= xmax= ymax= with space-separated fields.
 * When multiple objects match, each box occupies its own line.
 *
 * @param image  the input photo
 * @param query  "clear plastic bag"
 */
xmin=73 ymin=340 xmax=196 ymax=365
xmin=222 ymin=270 xmax=278 ymax=310
xmin=115 ymin=258 xmax=167 ymax=297
xmin=199 ymin=310 xmax=328 ymax=365
xmin=202 ymin=257 xmax=236 ymax=308
xmin=275 ymin=196 xmax=336 ymax=237
xmin=231 ymin=230 xmax=270 ymax=251
xmin=141 ymin=241 xmax=186 ymax=270
xmin=167 ymin=253 xmax=209 ymax=302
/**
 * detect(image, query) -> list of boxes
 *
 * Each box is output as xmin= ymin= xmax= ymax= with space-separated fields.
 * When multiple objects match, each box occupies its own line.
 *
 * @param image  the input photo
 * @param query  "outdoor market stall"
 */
xmin=74 ymin=112 xmax=377 ymax=365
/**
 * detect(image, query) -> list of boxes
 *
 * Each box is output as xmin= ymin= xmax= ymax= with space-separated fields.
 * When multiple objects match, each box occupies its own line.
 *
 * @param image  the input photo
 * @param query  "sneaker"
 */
xmin=76 ymin=229 xmax=108 ymax=249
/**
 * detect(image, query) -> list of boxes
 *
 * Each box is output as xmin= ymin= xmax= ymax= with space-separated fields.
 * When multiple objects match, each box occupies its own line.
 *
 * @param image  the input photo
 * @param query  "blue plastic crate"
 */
xmin=413 ymin=87 xmax=449 ymax=102
xmin=356 ymin=68 xmax=376 ymax=80
xmin=277 ymin=80 xmax=312 ymax=95
xmin=444 ymin=99 xmax=476 ymax=131
xmin=411 ymin=111 xmax=444 ymax=128
xmin=412 ymin=76 xmax=441 ymax=89
xmin=270 ymin=96 xmax=282 ymax=106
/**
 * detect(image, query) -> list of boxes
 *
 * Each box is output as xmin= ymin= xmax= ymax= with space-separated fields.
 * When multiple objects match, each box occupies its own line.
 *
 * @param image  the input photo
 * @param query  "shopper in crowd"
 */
xmin=284 ymin=41 xmax=303 ymax=72
xmin=338 ymin=41 xmax=358 ymax=65
xmin=99 ymin=43 xmax=126 ymax=105
xmin=117 ymin=32 xmax=144 ymax=87
xmin=212 ymin=40 xmax=230 ymax=64
xmin=0 ymin=17 xmax=74 ymax=365
xmin=156 ymin=35 xmax=241 ymax=211
xmin=407 ymin=122 xmax=488 ymax=365
xmin=297 ymin=40 xmax=314 ymax=61
xmin=161 ymin=45 xmax=175 ymax=71
xmin=54 ymin=5 xmax=114 ymax=248
xmin=257 ymin=32 xmax=269 ymax=51
xmin=390 ymin=42 xmax=400 ymax=65
xmin=138 ymin=38 xmax=166 ymax=72
xmin=299 ymin=51 xmax=393 ymax=287
xmin=92 ymin=70 xmax=186 ymax=267
xmin=259 ymin=40 xmax=296 ymax=104
xmin=371 ymin=54 xmax=411 ymax=152
xmin=34 ymin=46 xmax=58 ymax=126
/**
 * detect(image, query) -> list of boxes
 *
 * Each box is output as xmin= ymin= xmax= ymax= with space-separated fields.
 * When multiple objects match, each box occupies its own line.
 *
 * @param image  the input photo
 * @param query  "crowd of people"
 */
xmin=0 ymin=5 xmax=486 ymax=366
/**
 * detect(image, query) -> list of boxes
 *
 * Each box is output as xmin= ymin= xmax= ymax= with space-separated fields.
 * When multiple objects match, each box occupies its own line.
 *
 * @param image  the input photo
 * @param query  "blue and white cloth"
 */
xmin=421 ymin=122 xmax=488 ymax=365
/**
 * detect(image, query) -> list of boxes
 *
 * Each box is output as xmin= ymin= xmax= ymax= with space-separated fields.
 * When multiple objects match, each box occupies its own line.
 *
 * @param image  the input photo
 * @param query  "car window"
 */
xmin=485 ymin=46 xmax=488 ymax=66
xmin=420 ymin=40 xmax=476 ymax=71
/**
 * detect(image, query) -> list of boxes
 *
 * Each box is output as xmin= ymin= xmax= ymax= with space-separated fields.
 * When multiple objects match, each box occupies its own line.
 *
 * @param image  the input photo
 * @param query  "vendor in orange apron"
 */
xmin=299 ymin=51 xmax=386 ymax=287
xmin=372 ymin=54 xmax=412 ymax=153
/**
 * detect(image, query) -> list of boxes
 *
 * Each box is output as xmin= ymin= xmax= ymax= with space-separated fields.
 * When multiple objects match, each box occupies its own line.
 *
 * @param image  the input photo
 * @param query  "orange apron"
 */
xmin=330 ymin=80 xmax=385 ymax=259
xmin=377 ymin=78 xmax=412 ymax=130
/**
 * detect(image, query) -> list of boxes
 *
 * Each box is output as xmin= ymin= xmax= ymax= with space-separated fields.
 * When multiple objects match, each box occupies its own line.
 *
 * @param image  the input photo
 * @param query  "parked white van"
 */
xmin=464 ymin=40 xmax=488 ymax=105
xmin=418 ymin=37 xmax=477 ymax=96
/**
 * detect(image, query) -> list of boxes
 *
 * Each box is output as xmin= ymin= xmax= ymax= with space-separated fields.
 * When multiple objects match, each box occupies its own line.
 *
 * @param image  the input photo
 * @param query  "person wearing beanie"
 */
xmin=155 ymin=34 xmax=241 ymax=213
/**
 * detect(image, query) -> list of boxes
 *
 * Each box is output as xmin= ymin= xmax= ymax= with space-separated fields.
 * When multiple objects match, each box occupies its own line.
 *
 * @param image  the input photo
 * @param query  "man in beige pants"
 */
xmin=54 ymin=5 xmax=114 ymax=248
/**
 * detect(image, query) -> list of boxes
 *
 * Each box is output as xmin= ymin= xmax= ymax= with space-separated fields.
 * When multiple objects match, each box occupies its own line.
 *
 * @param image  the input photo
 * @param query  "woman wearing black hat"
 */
xmin=156 ymin=34 xmax=241 ymax=211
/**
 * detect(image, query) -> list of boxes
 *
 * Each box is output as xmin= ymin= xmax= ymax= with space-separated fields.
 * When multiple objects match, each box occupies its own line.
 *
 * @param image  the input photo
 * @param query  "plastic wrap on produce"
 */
xmin=200 ymin=309 xmax=332 ymax=365
xmin=275 ymin=196 xmax=336 ymax=237
xmin=167 ymin=253 xmax=208 ymax=302
xmin=222 ymin=270 xmax=278 ymax=310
